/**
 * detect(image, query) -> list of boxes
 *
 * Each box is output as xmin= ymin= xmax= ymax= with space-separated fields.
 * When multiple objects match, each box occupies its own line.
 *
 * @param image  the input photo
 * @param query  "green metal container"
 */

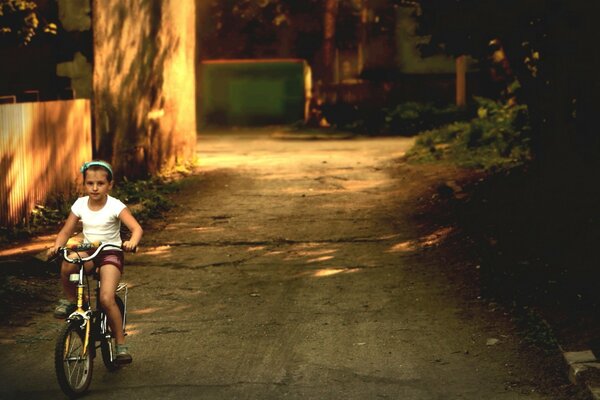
xmin=200 ymin=59 xmax=311 ymax=126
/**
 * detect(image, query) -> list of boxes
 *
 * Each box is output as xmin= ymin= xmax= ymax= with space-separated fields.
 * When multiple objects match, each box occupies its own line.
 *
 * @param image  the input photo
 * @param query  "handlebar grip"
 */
xmin=65 ymin=239 xmax=101 ymax=251
xmin=123 ymin=245 xmax=138 ymax=253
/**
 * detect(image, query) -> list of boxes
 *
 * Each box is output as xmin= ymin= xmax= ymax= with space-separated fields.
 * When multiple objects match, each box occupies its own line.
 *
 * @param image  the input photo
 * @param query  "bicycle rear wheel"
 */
xmin=100 ymin=295 xmax=125 ymax=371
xmin=55 ymin=320 xmax=93 ymax=398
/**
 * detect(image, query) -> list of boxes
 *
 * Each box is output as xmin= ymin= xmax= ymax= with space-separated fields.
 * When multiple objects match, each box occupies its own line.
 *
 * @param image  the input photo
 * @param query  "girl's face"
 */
xmin=84 ymin=169 xmax=113 ymax=201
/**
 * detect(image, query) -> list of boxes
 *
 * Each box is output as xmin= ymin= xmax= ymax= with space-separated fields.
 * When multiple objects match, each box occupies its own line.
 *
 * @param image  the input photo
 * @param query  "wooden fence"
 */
xmin=0 ymin=100 xmax=91 ymax=227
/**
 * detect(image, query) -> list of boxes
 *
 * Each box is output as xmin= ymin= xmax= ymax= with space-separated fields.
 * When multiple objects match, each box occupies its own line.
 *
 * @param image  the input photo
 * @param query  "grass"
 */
xmin=406 ymin=97 xmax=531 ymax=169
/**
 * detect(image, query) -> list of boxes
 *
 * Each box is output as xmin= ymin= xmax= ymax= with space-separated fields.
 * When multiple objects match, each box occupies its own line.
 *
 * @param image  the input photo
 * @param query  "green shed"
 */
xmin=199 ymin=59 xmax=312 ymax=126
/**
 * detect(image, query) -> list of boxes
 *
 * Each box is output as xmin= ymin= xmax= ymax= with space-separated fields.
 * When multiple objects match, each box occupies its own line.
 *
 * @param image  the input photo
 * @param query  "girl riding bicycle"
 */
xmin=47 ymin=160 xmax=143 ymax=364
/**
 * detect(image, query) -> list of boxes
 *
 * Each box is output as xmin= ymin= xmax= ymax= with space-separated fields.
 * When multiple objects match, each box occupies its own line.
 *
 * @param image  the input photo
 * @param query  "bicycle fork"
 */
xmin=68 ymin=268 xmax=92 ymax=356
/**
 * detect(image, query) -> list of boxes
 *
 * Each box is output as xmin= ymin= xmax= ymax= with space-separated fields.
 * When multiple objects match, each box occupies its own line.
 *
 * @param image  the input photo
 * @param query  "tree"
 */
xmin=92 ymin=0 xmax=197 ymax=179
xmin=199 ymin=0 xmax=324 ymax=61
xmin=0 ymin=0 xmax=56 ymax=45
xmin=412 ymin=0 xmax=600 ymax=172
xmin=199 ymin=0 xmax=364 ymax=84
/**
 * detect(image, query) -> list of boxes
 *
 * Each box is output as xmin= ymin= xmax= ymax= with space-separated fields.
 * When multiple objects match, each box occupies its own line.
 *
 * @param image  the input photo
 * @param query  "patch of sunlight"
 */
xmin=293 ymin=242 xmax=322 ymax=249
xmin=307 ymin=255 xmax=335 ymax=263
xmin=297 ymin=248 xmax=337 ymax=257
xmin=192 ymin=226 xmax=224 ymax=233
xmin=247 ymin=246 xmax=265 ymax=252
xmin=282 ymin=187 xmax=338 ymax=195
xmin=125 ymin=323 xmax=140 ymax=336
xmin=378 ymin=233 xmax=401 ymax=240
xmin=387 ymin=227 xmax=454 ymax=253
xmin=0 ymin=240 xmax=53 ymax=257
xmin=265 ymin=250 xmax=285 ymax=256
xmin=144 ymin=245 xmax=171 ymax=256
xmin=129 ymin=307 xmax=162 ymax=315
xmin=421 ymin=227 xmax=453 ymax=246
xmin=313 ymin=268 xmax=360 ymax=277
xmin=387 ymin=240 xmax=417 ymax=253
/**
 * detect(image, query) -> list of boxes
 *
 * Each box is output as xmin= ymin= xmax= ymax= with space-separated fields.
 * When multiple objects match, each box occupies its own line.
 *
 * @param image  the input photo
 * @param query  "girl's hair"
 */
xmin=81 ymin=160 xmax=113 ymax=182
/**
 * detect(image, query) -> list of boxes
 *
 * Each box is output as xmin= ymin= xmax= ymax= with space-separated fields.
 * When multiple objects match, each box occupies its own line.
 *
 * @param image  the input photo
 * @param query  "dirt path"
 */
xmin=0 ymin=130 xmax=588 ymax=399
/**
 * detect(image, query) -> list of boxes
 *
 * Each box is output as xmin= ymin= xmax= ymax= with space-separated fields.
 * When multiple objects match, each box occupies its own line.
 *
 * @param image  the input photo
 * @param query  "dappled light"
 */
xmin=125 ymin=323 xmax=140 ymax=336
xmin=388 ymin=240 xmax=417 ymax=253
xmin=247 ymin=246 xmax=266 ymax=252
xmin=297 ymin=248 xmax=337 ymax=257
xmin=283 ymin=244 xmax=339 ymax=263
xmin=312 ymin=268 xmax=360 ymax=278
xmin=0 ymin=234 xmax=53 ymax=257
xmin=129 ymin=307 xmax=162 ymax=315
xmin=143 ymin=245 xmax=172 ymax=256
xmin=0 ymin=100 xmax=91 ymax=226
xmin=192 ymin=226 xmax=224 ymax=233
xmin=387 ymin=227 xmax=454 ymax=253
xmin=307 ymin=255 xmax=335 ymax=263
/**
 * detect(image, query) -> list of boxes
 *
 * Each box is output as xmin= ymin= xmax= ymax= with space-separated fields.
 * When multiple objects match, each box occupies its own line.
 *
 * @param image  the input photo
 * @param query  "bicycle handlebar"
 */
xmin=60 ymin=242 xmax=133 ymax=264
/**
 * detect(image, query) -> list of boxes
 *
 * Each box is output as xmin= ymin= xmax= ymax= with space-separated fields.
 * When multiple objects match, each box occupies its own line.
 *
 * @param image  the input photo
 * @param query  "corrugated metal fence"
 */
xmin=0 ymin=100 xmax=91 ymax=227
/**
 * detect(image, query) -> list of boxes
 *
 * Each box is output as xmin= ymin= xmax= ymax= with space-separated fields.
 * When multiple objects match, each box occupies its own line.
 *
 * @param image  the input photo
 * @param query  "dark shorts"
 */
xmin=93 ymin=250 xmax=125 ymax=274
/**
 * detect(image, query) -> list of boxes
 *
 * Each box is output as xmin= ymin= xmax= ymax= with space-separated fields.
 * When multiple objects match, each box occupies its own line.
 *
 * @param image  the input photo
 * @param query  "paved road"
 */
xmin=0 ymin=130 xmax=583 ymax=399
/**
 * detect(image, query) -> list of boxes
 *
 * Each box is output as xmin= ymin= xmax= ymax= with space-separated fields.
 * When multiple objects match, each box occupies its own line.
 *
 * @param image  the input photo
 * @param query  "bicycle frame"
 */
xmin=61 ymin=243 xmax=128 ymax=356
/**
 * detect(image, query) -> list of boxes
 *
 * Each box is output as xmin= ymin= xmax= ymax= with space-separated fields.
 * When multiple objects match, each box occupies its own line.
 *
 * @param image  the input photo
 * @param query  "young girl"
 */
xmin=47 ymin=160 xmax=143 ymax=364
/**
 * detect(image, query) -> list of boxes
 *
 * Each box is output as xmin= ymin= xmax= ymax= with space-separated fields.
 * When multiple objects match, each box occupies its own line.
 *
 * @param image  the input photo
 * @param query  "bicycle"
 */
xmin=53 ymin=242 xmax=131 ymax=398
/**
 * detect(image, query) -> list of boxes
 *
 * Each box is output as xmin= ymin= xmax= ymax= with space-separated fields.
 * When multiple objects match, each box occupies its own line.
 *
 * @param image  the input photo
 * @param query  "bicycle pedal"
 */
xmin=115 ymin=355 xmax=132 ymax=365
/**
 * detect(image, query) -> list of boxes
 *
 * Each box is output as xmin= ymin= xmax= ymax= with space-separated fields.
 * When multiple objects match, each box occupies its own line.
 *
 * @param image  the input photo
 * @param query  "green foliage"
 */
xmin=0 ymin=177 xmax=179 ymax=244
xmin=321 ymin=101 xmax=472 ymax=136
xmin=0 ymin=0 xmax=56 ymax=45
xmin=407 ymin=97 xmax=531 ymax=169
xmin=515 ymin=308 xmax=559 ymax=353
xmin=382 ymin=102 xmax=472 ymax=135
xmin=112 ymin=177 xmax=178 ymax=224
xmin=413 ymin=0 xmax=599 ymax=163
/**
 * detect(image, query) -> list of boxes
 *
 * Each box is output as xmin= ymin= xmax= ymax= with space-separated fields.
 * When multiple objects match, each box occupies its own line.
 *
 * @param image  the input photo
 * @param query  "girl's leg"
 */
xmin=59 ymin=260 xmax=78 ymax=302
xmin=59 ymin=255 xmax=93 ymax=301
xmin=98 ymin=264 xmax=126 ymax=345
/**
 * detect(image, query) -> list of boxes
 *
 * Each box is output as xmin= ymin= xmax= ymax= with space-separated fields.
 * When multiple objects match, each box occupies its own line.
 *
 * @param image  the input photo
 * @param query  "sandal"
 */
xmin=53 ymin=299 xmax=76 ymax=319
xmin=115 ymin=344 xmax=133 ymax=364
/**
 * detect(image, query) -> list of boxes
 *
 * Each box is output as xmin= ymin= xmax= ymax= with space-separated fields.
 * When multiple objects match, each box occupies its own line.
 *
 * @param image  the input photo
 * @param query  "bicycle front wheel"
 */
xmin=55 ymin=321 xmax=93 ymax=398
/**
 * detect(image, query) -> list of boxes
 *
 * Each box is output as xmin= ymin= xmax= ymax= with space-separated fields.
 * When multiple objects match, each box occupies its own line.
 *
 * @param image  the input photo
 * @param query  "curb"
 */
xmin=563 ymin=349 xmax=600 ymax=399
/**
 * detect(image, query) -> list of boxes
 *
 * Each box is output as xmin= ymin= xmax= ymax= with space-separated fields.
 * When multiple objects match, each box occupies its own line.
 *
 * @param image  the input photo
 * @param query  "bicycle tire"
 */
xmin=100 ymin=295 xmax=125 ymax=371
xmin=55 ymin=320 xmax=93 ymax=398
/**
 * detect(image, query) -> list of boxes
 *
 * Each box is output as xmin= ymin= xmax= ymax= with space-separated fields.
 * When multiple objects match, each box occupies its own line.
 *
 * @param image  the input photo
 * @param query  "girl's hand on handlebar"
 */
xmin=122 ymin=241 xmax=138 ymax=253
xmin=47 ymin=245 xmax=61 ymax=259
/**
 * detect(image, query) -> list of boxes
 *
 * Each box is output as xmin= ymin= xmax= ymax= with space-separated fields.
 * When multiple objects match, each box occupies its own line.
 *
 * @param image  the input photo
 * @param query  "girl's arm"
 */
xmin=119 ymin=208 xmax=143 ymax=252
xmin=47 ymin=212 xmax=80 ymax=257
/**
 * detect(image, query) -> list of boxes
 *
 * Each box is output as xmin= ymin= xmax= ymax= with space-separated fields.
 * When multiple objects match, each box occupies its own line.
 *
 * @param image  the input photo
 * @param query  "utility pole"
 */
xmin=455 ymin=55 xmax=467 ymax=107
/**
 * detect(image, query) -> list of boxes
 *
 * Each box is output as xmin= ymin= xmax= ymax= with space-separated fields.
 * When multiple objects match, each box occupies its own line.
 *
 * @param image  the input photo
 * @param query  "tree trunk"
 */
xmin=92 ymin=0 xmax=197 ymax=179
xmin=319 ymin=0 xmax=339 ymax=84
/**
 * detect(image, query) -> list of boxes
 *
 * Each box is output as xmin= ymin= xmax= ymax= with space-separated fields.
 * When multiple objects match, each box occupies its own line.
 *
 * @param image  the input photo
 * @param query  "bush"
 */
xmin=407 ymin=97 xmax=531 ymax=169
xmin=319 ymin=101 xmax=473 ymax=136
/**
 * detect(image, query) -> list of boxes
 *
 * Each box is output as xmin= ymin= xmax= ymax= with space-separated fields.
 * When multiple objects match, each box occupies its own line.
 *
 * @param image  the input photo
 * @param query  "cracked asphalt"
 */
xmin=0 ymin=129 xmax=588 ymax=399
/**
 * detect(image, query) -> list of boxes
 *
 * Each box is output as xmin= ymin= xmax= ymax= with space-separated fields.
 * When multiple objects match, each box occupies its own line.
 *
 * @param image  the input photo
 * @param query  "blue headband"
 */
xmin=80 ymin=161 xmax=113 ymax=178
